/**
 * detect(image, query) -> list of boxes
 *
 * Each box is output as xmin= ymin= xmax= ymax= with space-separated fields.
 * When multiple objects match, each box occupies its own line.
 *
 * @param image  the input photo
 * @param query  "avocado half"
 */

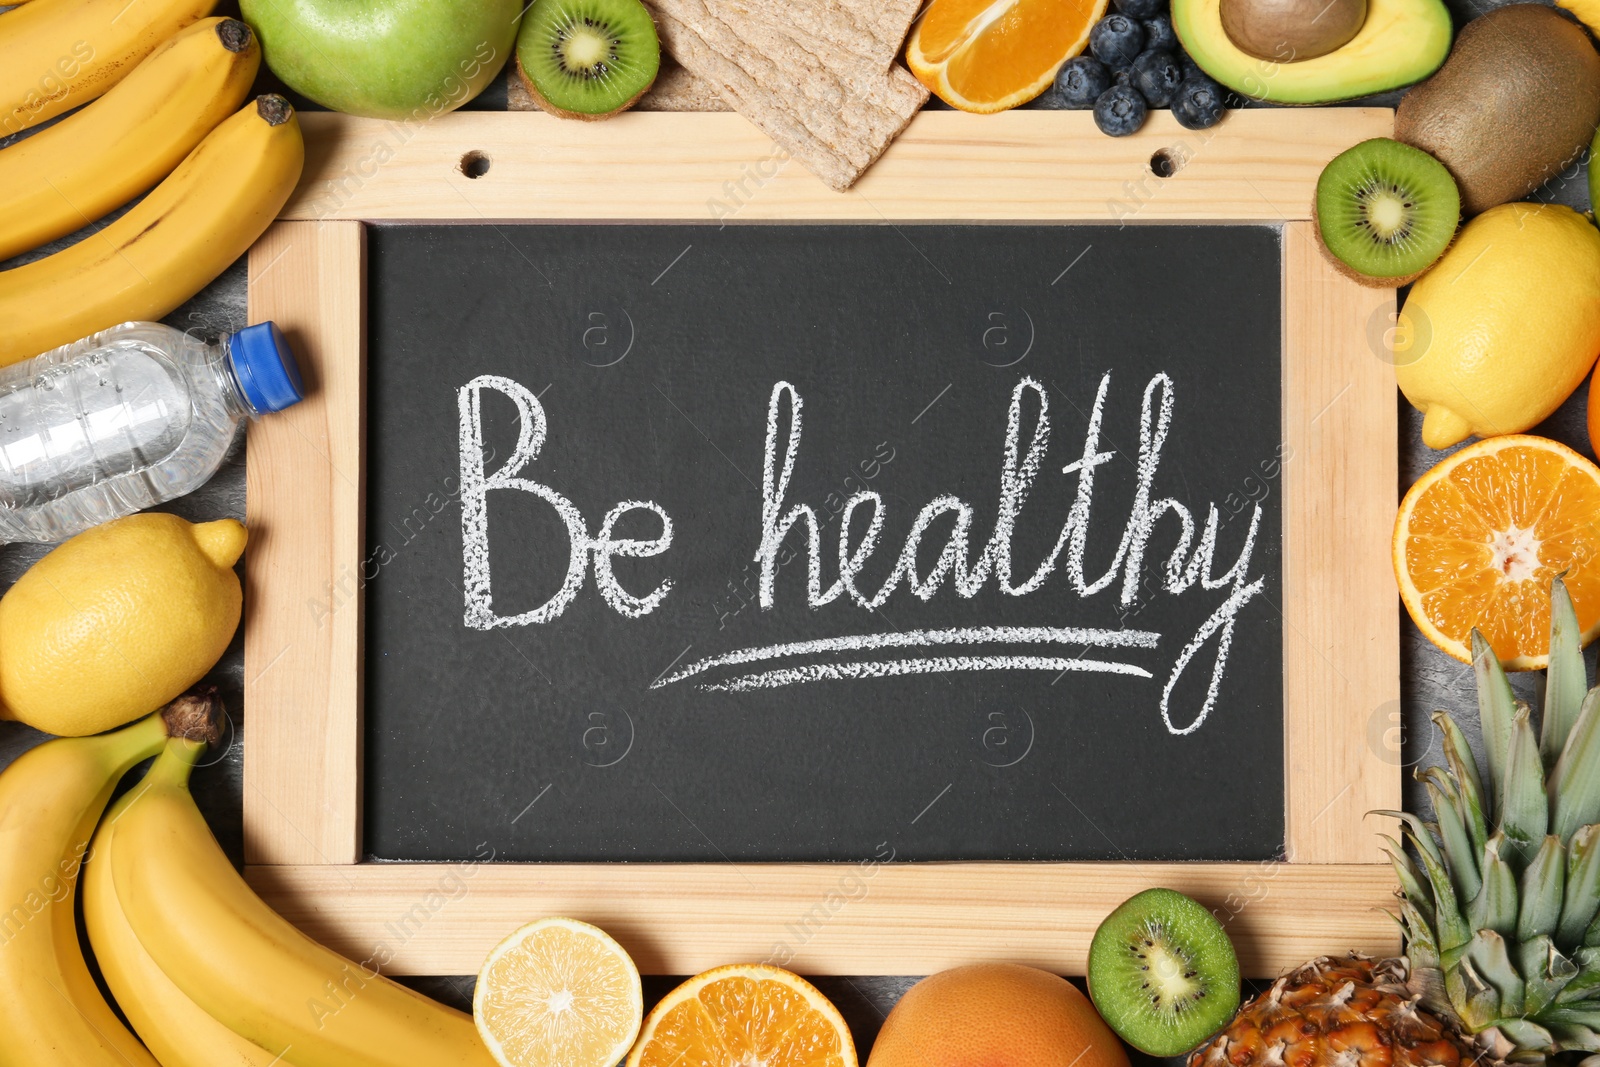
xmin=1173 ymin=0 xmax=1452 ymax=104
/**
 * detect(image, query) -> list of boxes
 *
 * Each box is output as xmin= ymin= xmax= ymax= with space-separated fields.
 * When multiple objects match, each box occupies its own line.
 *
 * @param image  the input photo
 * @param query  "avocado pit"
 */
xmin=1218 ymin=0 xmax=1367 ymax=61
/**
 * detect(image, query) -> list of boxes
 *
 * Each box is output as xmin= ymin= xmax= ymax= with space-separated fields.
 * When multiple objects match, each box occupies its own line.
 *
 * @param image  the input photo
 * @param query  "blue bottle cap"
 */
xmin=228 ymin=321 xmax=304 ymax=414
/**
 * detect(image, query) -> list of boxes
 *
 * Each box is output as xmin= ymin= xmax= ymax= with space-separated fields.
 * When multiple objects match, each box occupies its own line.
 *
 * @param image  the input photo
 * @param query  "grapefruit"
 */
xmin=866 ymin=963 xmax=1130 ymax=1067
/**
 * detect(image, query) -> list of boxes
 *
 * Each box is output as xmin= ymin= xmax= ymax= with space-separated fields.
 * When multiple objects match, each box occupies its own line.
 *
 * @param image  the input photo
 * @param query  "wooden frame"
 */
xmin=244 ymin=108 xmax=1402 ymax=977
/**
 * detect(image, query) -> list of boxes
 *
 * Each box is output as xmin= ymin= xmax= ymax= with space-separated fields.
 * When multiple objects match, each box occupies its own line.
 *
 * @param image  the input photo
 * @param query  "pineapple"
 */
xmin=1194 ymin=578 xmax=1600 ymax=1067
xmin=1191 ymin=955 xmax=1483 ymax=1067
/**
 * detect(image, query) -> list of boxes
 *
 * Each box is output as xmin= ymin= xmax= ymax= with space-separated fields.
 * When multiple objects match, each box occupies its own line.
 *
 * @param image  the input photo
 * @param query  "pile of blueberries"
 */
xmin=1051 ymin=0 xmax=1228 ymax=136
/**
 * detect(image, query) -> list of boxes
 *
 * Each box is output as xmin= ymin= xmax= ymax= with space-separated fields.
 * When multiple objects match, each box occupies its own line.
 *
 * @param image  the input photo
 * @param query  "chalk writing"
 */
xmin=458 ymin=375 xmax=674 ymax=627
xmin=456 ymin=371 xmax=1265 ymax=735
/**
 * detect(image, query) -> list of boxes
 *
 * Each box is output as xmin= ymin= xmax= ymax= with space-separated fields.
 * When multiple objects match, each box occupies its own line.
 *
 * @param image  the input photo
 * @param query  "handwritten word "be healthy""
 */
xmin=456 ymin=372 xmax=1265 ymax=735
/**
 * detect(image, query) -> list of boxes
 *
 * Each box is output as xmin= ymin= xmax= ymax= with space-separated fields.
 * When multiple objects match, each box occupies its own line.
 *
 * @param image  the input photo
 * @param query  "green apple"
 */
xmin=240 ymin=0 xmax=522 ymax=120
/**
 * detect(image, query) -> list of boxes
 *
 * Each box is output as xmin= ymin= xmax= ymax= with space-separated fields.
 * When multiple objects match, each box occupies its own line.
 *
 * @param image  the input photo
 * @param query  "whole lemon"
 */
xmin=0 ymin=514 xmax=245 ymax=737
xmin=1396 ymin=202 xmax=1600 ymax=450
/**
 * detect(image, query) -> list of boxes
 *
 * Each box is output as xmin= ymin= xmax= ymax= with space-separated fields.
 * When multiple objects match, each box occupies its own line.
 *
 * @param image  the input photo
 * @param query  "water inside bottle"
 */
xmin=0 ymin=342 xmax=189 ymax=508
xmin=0 ymin=325 xmax=247 ymax=543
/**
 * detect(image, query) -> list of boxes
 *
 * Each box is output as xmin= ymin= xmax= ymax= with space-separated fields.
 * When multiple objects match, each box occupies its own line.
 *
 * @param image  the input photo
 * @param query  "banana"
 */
xmin=0 ymin=711 xmax=175 ymax=1067
xmin=0 ymin=94 xmax=304 ymax=366
xmin=110 ymin=734 xmax=500 ymax=1067
xmin=0 ymin=16 xmax=259 ymax=263
xmin=85 ymin=740 xmax=287 ymax=1067
xmin=0 ymin=0 xmax=216 ymax=137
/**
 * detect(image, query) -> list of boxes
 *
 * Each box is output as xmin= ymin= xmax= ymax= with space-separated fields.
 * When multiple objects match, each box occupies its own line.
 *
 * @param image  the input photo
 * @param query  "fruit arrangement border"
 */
xmin=239 ymin=108 xmax=1402 ymax=978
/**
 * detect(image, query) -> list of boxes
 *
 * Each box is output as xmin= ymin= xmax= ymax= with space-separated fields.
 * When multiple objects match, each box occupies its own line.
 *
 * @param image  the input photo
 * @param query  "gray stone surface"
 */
xmin=2 ymin=1 xmax=1598 ymax=1048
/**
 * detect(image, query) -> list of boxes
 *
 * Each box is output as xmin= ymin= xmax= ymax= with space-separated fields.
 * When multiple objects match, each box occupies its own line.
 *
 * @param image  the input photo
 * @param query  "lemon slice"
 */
xmin=474 ymin=917 xmax=643 ymax=1067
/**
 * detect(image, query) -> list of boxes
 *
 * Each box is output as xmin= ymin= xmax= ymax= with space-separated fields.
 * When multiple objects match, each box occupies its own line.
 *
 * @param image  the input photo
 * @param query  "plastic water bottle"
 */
xmin=0 ymin=320 xmax=303 ymax=543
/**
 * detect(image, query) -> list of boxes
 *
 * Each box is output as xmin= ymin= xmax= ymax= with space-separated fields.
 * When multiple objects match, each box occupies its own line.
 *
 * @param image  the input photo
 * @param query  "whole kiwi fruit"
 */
xmin=1395 ymin=4 xmax=1600 ymax=216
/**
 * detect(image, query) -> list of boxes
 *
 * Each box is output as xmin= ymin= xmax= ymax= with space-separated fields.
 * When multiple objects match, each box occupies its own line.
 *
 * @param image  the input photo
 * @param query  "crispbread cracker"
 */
xmin=644 ymin=0 xmax=928 ymax=189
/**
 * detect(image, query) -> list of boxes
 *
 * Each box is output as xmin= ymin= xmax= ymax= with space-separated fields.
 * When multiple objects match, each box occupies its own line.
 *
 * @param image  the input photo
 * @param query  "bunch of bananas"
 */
xmin=0 ymin=689 xmax=498 ymax=1067
xmin=0 ymin=2 xmax=305 ymax=365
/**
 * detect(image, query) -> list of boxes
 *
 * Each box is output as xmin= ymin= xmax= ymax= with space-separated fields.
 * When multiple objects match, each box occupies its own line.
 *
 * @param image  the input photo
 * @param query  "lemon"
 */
xmin=1395 ymin=202 xmax=1600 ymax=450
xmin=0 ymin=514 xmax=245 ymax=737
xmin=475 ymin=917 xmax=643 ymax=1067
xmin=1560 ymin=0 xmax=1600 ymax=38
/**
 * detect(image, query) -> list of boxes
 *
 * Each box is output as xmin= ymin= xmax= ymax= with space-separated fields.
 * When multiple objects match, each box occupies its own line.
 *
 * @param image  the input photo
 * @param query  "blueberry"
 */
xmin=1171 ymin=75 xmax=1226 ymax=129
xmin=1177 ymin=51 xmax=1208 ymax=83
xmin=1114 ymin=64 xmax=1135 ymax=87
xmin=1052 ymin=56 xmax=1111 ymax=108
xmin=1094 ymin=84 xmax=1148 ymax=136
xmin=1114 ymin=0 xmax=1167 ymax=17
xmin=1089 ymin=15 xmax=1145 ymax=69
xmin=1142 ymin=15 xmax=1178 ymax=53
xmin=1131 ymin=49 xmax=1184 ymax=107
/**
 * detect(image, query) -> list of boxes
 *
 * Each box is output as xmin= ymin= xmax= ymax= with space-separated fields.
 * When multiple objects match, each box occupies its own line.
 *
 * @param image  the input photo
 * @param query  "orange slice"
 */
xmin=626 ymin=964 xmax=858 ymax=1067
xmin=906 ymin=0 xmax=1110 ymax=113
xmin=474 ymin=917 xmax=643 ymax=1067
xmin=1394 ymin=435 xmax=1600 ymax=669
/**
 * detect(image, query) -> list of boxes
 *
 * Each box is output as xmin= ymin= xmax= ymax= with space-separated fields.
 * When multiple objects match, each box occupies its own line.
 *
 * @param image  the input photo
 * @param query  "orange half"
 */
xmin=1394 ymin=435 xmax=1600 ymax=669
xmin=906 ymin=0 xmax=1110 ymax=113
xmin=626 ymin=964 xmax=857 ymax=1067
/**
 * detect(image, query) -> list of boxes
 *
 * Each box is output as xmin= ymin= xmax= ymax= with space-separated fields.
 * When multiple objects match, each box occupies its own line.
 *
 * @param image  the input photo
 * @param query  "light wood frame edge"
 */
xmin=242 ymin=111 xmax=1402 ymax=975
xmin=280 ymin=108 xmax=1396 ymax=224
xmin=245 ymin=861 xmax=1401 ymax=978
xmin=245 ymin=220 xmax=366 ymax=866
xmin=1281 ymin=222 xmax=1401 ymax=864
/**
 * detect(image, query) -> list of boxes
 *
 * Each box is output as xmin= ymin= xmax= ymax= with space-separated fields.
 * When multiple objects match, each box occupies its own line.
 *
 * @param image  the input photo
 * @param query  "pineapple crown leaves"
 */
xmin=1382 ymin=578 xmax=1600 ymax=1062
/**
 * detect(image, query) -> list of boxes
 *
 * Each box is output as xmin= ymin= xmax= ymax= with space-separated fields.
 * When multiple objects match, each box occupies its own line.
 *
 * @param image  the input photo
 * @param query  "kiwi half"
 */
xmin=1087 ymin=888 xmax=1241 ymax=1057
xmin=1314 ymin=137 xmax=1460 ymax=287
xmin=516 ymin=0 xmax=661 ymax=120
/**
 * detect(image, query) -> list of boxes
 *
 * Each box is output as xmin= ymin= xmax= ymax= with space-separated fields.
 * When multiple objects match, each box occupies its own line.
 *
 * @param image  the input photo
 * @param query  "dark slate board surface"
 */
xmin=1 ymin=0 xmax=1597 ymax=1047
xmin=362 ymin=223 xmax=1284 ymax=864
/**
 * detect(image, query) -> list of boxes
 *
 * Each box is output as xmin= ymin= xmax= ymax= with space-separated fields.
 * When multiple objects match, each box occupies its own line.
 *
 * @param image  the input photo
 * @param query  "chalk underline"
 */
xmin=702 ymin=655 xmax=1153 ymax=692
xmin=651 ymin=625 xmax=1160 ymax=691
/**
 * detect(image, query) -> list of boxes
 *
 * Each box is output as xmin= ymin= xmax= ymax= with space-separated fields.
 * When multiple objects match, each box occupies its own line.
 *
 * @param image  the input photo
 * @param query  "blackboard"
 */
xmin=362 ymin=222 xmax=1284 ymax=864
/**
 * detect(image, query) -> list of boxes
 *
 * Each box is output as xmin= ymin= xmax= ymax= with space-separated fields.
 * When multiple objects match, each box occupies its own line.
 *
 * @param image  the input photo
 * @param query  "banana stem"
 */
xmin=114 ymin=712 xmax=173 ymax=759
xmin=159 ymin=685 xmax=224 ymax=747
xmin=146 ymin=737 xmax=206 ymax=790
xmin=142 ymin=685 xmax=224 ymax=789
